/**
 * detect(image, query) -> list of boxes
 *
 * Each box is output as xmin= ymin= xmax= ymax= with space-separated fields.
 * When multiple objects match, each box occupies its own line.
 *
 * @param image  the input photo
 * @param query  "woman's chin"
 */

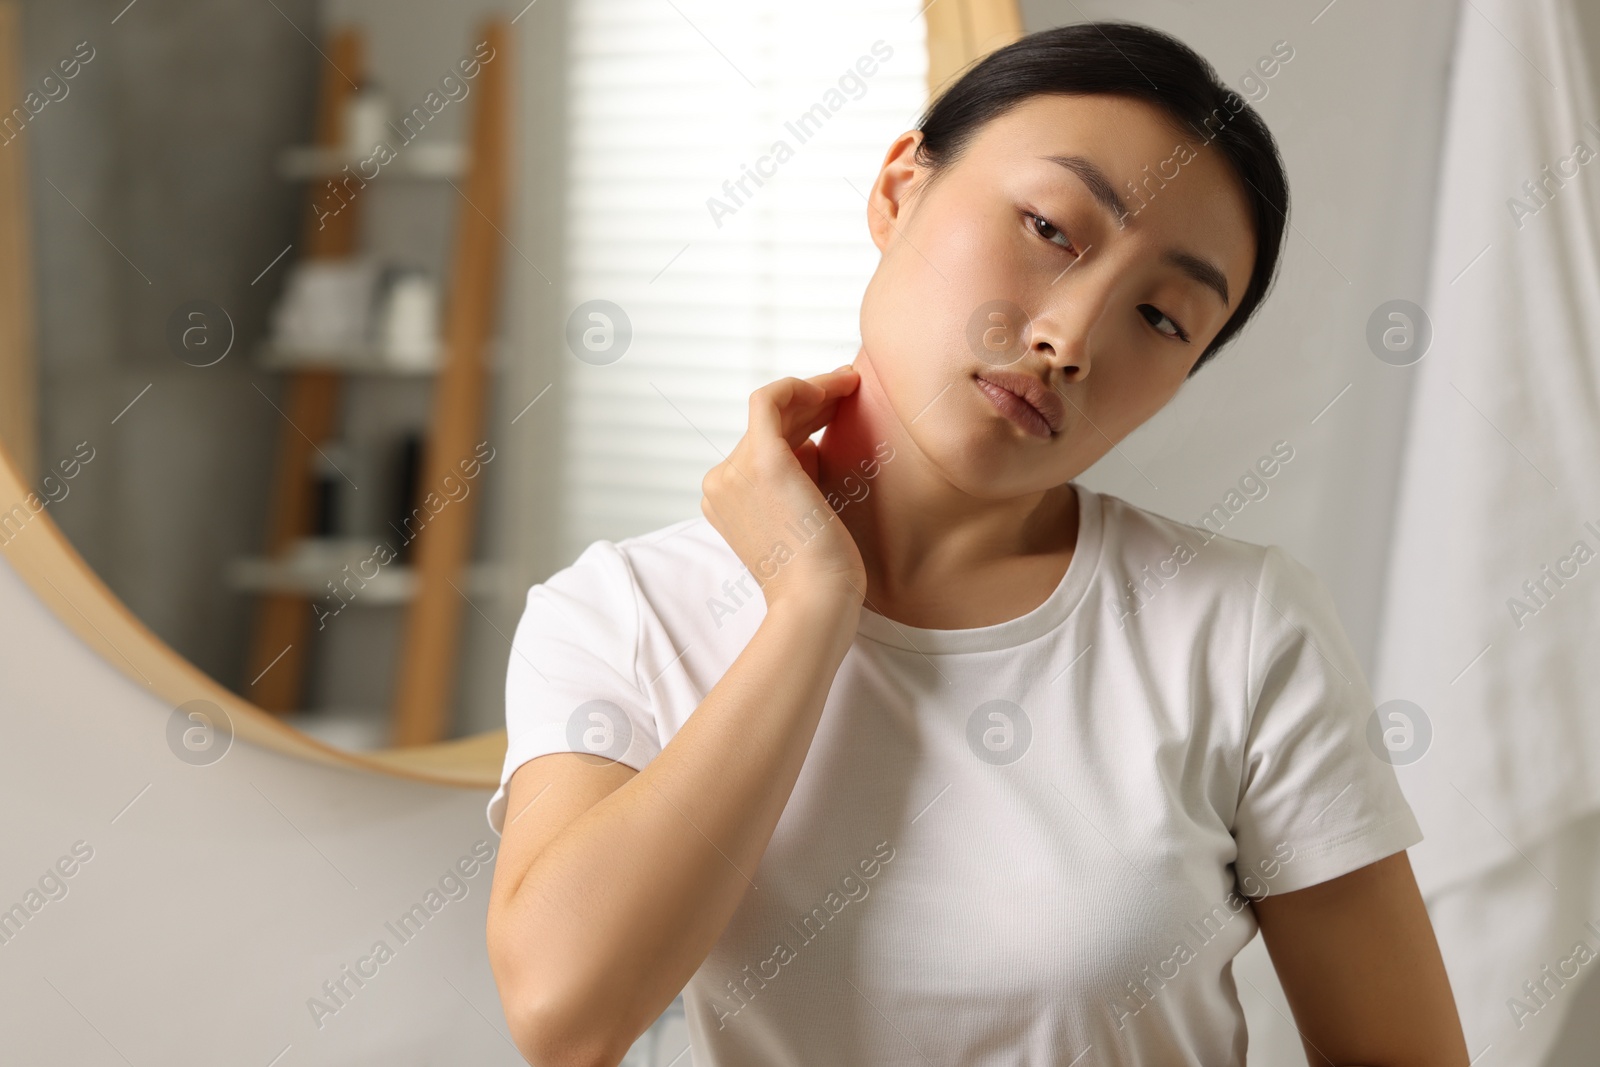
xmin=913 ymin=438 xmax=1022 ymax=494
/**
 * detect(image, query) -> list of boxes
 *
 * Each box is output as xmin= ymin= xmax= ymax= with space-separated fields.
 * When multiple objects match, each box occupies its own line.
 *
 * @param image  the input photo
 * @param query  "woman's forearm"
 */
xmin=494 ymin=592 xmax=860 ymax=1064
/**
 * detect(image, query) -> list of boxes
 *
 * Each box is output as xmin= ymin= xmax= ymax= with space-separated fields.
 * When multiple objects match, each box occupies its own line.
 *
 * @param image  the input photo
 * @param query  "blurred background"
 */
xmin=1 ymin=0 xmax=1598 ymax=1063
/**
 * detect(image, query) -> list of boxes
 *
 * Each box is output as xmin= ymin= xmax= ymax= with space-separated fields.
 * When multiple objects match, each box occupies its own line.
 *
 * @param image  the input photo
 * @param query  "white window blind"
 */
xmin=562 ymin=0 xmax=928 ymax=559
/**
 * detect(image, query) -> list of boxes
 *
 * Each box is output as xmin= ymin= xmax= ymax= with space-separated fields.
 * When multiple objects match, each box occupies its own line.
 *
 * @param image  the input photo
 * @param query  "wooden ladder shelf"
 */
xmin=242 ymin=17 xmax=511 ymax=747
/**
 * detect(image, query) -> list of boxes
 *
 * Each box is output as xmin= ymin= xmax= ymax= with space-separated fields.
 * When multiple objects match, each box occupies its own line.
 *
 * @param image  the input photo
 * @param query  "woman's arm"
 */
xmin=487 ymin=368 xmax=867 ymax=1067
xmin=1251 ymin=850 xmax=1469 ymax=1066
xmin=487 ymin=596 xmax=858 ymax=1066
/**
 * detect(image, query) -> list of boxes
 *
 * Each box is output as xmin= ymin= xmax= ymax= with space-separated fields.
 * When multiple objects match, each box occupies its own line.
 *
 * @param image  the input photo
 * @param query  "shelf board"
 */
xmin=257 ymin=340 xmax=439 ymax=376
xmin=278 ymin=142 xmax=467 ymax=181
xmin=227 ymin=541 xmax=507 ymax=605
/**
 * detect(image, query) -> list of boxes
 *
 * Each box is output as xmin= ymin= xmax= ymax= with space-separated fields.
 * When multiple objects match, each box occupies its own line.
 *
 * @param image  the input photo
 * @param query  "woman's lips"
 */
xmin=974 ymin=376 xmax=1053 ymax=439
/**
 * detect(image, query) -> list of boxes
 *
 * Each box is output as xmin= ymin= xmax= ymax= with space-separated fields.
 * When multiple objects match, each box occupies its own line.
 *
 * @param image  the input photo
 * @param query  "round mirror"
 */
xmin=0 ymin=4 xmax=525 ymax=782
xmin=0 ymin=0 xmax=1004 ymax=781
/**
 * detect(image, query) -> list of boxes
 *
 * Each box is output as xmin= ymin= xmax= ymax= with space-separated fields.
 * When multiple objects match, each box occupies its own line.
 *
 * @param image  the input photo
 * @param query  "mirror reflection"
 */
xmin=17 ymin=3 xmax=519 ymax=752
xmin=13 ymin=1 xmax=931 ymax=756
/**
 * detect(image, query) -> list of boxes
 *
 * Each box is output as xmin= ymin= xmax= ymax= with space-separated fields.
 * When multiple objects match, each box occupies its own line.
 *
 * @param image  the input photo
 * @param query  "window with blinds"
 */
xmin=561 ymin=0 xmax=929 ymax=559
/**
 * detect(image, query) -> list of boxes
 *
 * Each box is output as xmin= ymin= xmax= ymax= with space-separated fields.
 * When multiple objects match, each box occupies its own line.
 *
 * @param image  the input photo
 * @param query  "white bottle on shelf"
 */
xmin=343 ymin=82 xmax=390 ymax=158
xmin=378 ymin=271 xmax=440 ymax=371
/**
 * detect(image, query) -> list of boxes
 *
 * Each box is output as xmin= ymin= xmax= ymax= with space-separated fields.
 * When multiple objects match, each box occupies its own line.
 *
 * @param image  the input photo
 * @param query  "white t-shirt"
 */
xmin=487 ymin=481 xmax=1422 ymax=1065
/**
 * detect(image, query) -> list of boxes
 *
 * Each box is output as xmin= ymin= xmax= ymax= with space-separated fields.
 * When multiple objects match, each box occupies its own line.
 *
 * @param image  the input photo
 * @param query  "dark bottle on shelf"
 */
xmin=388 ymin=430 xmax=423 ymax=564
xmin=310 ymin=441 xmax=346 ymax=538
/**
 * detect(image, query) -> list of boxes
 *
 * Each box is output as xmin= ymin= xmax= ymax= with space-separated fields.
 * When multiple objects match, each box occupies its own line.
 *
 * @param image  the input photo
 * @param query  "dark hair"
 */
xmin=911 ymin=21 xmax=1290 ymax=377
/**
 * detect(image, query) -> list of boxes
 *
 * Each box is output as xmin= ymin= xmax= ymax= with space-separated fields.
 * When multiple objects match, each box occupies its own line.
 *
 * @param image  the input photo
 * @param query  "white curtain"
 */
xmin=1372 ymin=0 xmax=1600 ymax=1061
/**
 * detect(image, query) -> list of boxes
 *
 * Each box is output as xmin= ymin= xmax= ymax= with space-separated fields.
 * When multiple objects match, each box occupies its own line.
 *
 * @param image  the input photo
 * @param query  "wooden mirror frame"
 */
xmin=0 ymin=0 xmax=1021 ymax=790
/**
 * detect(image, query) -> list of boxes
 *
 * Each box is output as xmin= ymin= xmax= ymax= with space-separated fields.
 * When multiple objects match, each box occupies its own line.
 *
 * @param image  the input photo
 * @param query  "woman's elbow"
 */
xmin=488 ymin=907 xmax=633 ymax=1066
xmin=500 ymin=981 xmax=629 ymax=1067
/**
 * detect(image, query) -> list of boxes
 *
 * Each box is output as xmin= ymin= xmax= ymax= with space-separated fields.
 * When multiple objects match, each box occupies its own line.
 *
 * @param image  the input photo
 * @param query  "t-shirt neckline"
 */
xmin=853 ymin=481 xmax=1104 ymax=654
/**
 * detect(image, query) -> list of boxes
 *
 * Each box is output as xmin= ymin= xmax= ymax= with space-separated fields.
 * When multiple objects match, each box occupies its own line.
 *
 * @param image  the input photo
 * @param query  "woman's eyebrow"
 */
xmin=1039 ymin=153 xmax=1232 ymax=308
xmin=1041 ymin=153 xmax=1133 ymax=226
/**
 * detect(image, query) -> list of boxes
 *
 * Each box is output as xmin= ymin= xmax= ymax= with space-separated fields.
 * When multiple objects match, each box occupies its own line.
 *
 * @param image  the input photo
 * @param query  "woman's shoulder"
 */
xmin=611 ymin=515 xmax=740 ymax=575
xmin=547 ymin=516 xmax=741 ymax=607
xmin=1087 ymin=484 xmax=1344 ymax=638
xmin=1090 ymin=484 xmax=1271 ymax=583
xmin=518 ymin=516 xmax=743 ymax=655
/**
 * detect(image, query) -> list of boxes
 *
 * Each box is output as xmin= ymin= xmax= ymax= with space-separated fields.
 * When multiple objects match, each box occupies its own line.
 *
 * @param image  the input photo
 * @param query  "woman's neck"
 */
xmin=813 ymin=351 xmax=1079 ymax=610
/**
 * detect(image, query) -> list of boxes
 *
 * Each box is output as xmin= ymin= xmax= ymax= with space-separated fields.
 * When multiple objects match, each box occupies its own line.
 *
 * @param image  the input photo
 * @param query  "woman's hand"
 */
xmin=700 ymin=366 xmax=868 ymax=614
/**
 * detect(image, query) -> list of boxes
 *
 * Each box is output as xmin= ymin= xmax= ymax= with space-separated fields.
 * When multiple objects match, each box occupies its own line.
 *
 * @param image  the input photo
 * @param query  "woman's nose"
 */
xmin=1028 ymin=305 xmax=1097 ymax=382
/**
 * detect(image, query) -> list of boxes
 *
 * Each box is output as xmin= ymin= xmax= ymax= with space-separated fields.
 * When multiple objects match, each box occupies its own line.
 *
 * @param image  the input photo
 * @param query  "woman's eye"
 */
xmin=1027 ymin=212 xmax=1075 ymax=253
xmin=1140 ymin=304 xmax=1191 ymax=343
xmin=1027 ymin=211 xmax=1190 ymax=344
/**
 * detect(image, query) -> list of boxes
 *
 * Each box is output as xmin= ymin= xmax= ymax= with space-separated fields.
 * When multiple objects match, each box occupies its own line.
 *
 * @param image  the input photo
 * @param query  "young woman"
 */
xmin=486 ymin=21 xmax=1469 ymax=1067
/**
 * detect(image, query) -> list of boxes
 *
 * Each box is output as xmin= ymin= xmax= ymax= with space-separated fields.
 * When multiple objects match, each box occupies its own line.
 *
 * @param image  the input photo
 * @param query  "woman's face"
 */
xmin=857 ymin=92 xmax=1257 ymax=498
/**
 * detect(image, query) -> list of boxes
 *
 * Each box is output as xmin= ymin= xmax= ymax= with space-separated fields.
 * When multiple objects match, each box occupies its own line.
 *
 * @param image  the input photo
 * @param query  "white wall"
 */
xmin=0 ymin=550 xmax=511 ymax=1064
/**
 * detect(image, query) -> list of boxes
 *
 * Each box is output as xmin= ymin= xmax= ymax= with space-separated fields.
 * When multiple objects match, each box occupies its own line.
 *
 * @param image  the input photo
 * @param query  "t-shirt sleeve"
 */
xmin=485 ymin=539 xmax=662 ymax=837
xmin=1230 ymin=544 xmax=1422 ymax=895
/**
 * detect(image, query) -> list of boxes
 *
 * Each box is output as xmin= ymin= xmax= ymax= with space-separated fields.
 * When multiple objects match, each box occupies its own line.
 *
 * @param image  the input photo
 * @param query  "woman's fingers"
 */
xmin=748 ymin=367 xmax=858 ymax=444
xmin=784 ymin=395 xmax=848 ymax=450
xmin=702 ymin=367 xmax=870 ymax=610
xmin=795 ymin=437 xmax=820 ymax=483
